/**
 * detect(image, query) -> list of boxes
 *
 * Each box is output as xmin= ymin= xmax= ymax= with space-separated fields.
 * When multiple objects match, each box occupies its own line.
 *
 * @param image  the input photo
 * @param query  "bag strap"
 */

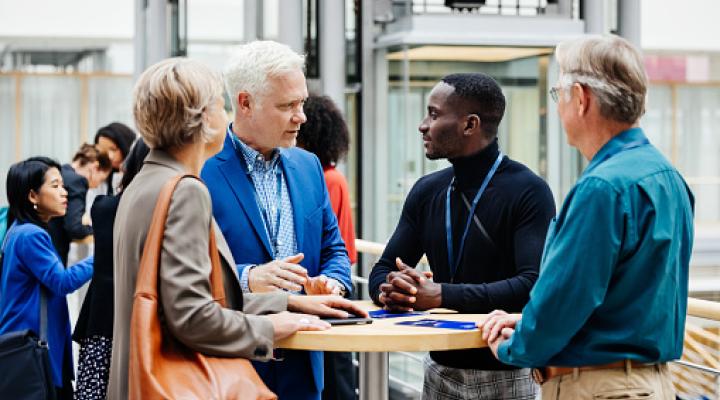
xmin=134 ymin=174 xmax=227 ymax=307
xmin=207 ymin=221 xmax=227 ymax=307
xmin=0 ymin=224 xmax=10 ymax=278
xmin=39 ymin=287 xmax=48 ymax=343
xmin=0 ymin=225 xmax=10 ymax=301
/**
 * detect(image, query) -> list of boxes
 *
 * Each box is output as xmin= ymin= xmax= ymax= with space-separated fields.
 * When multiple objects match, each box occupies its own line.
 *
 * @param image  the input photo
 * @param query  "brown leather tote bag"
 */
xmin=128 ymin=175 xmax=277 ymax=400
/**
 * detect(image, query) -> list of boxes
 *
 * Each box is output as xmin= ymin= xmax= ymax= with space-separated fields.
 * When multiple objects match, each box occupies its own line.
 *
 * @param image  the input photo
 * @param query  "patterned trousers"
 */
xmin=74 ymin=335 xmax=112 ymax=400
xmin=423 ymin=355 xmax=539 ymax=400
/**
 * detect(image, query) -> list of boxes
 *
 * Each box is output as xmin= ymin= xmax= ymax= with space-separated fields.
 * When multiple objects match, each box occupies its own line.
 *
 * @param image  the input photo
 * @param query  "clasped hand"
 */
xmin=248 ymin=253 xmax=343 ymax=295
xmin=478 ymin=310 xmax=520 ymax=357
xmin=378 ymin=257 xmax=439 ymax=312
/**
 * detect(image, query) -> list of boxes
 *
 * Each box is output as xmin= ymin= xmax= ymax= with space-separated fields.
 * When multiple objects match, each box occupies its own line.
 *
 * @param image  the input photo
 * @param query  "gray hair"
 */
xmin=133 ymin=58 xmax=224 ymax=149
xmin=223 ymin=40 xmax=305 ymax=111
xmin=555 ymin=34 xmax=648 ymax=124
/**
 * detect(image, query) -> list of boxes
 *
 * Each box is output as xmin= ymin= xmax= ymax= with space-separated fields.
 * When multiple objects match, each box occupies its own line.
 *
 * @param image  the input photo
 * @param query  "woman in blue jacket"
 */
xmin=0 ymin=156 xmax=93 ymax=399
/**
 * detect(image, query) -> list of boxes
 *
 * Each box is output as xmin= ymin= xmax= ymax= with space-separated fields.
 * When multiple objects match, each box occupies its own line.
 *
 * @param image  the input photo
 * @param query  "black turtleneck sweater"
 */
xmin=369 ymin=140 xmax=556 ymax=370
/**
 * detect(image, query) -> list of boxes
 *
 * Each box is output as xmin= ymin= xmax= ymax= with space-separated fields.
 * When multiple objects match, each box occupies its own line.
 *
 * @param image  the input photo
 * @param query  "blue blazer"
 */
xmin=201 ymin=133 xmax=352 ymax=393
xmin=0 ymin=222 xmax=93 ymax=387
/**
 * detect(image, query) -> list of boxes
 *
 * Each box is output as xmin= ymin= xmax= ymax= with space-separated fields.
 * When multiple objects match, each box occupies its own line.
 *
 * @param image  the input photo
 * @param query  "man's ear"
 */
xmin=573 ymin=83 xmax=590 ymax=117
xmin=237 ymin=92 xmax=253 ymax=115
xmin=464 ymin=114 xmax=481 ymax=136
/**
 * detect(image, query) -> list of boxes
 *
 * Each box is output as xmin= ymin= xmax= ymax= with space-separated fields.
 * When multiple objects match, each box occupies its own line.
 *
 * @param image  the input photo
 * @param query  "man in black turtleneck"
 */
xmin=369 ymin=73 xmax=555 ymax=399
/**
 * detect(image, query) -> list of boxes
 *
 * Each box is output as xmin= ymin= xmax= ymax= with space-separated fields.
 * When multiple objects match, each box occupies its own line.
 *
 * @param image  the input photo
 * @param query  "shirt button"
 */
xmin=277 ymin=240 xmax=283 ymax=246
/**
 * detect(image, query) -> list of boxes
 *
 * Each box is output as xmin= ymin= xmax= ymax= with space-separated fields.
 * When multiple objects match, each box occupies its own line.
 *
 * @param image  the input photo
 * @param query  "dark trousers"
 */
xmin=322 ymin=351 xmax=356 ymax=400
xmin=253 ymin=350 xmax=322 ymax=400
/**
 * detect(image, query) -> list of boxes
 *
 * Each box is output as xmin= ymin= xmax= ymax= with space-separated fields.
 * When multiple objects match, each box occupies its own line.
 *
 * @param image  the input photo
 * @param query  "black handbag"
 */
xmin=0 ymin=228 xmax=57 ymax=399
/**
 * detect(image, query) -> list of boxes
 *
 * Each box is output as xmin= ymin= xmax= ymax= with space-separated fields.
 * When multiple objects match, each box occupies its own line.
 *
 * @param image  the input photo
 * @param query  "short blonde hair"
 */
xmin=133 ymin=58 xmax=224 ymax=149
xmin=223 ymin=41 xmax=305 ymax=111
xmin=555 ymin=34 xmax=648 ymax=124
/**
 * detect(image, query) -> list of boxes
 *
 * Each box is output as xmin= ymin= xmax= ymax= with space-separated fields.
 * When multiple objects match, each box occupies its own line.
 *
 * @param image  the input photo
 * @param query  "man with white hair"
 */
xmin=202 ymin=41 xmax=353 ymax=400
xmin=481 ymin=34 xmax=694 ymax=399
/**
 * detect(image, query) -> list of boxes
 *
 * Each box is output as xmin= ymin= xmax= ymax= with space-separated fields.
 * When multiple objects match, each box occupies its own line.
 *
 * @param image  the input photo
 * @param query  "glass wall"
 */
xmin=377 ymin=47 xmax=552 ymax=241
xmin=0 ymin=73 xmax=134 ymax=205
xmin=0 ymin=76 xmax=15 ymax=206
xmin=676 ymin=85 xmax=720 ymax=223
xmin=642 ymin=83 xmax=720 ymax=225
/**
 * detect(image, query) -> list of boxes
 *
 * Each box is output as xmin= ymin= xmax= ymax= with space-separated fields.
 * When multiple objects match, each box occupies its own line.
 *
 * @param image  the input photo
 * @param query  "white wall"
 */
xmin=186 ymin=0 xmax=245 ymax=42
xmin=2 ymin=0 xmax=719 ymax=52
xmin=0 ymin=0 xmax=247 ymax=42
xmin=641 ymin=0 xmax=720 ymax=51
xmin=0 ymin=0 xmax=133 ymax=39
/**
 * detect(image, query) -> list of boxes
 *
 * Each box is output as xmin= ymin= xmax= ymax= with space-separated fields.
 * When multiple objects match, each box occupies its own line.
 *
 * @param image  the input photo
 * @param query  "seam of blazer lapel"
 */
xmin=281 ymin=150 xmax=305 ymax=249
xmin=216 ymin=153 xmax=274 ymax=257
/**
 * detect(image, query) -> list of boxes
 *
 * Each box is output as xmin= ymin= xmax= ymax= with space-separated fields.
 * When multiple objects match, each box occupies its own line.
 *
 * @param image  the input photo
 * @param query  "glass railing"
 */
xmin=677 ymin=299 xmax=720 ymax=399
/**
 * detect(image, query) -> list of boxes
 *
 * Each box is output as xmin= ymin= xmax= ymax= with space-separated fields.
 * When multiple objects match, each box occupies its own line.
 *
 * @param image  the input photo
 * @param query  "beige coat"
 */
xmin=108 ymin=150 xmax=288 ymax=399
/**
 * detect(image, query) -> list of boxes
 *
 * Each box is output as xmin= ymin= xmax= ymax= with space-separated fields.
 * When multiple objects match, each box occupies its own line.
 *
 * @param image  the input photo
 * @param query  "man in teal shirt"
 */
xmin=481 ymin=35 xmax=694 ymax=399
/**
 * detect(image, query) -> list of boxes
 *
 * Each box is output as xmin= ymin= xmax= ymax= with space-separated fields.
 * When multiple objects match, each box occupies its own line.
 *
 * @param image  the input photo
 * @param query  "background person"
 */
xmin=93 ymin=122 xmax=137 ymax=196
xmin=72 ymin=138 xmax=150 ymax=400
xmin=481 ymin=34 xmax=694 ymax=400
xmin=297 ymin=94 xmax=358 ymax=400
xmin=109 ymin=57 xmax=365 ymax=400
xmin=0 ymin=156 xmax=93 ymax=399
xmin=48 ymin=143 xmax=111 ymax=265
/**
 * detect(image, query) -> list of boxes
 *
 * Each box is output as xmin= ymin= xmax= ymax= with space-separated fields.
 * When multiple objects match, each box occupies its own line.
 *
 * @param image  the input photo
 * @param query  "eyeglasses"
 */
xmin=549 ymin=86 xmax=560 ymax=103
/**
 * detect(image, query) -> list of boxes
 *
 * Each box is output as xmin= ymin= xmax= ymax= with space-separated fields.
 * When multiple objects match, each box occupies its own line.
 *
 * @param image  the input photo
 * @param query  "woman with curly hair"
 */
xmin=297 ymin=95 xmax=356 ymax=264
xmin=72 ymin=138 xmax=150 ymax=400
xmin=297 ymin=94 xmax=358 ymax=400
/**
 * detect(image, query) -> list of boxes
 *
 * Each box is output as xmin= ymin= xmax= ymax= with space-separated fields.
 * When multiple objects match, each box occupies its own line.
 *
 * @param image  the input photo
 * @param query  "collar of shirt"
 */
xmin=448 ymin=138 xmax=501 ymax=190
xmin=585 ymin=127 xmax=647 ymax=175
xmin=227 ymin=124 xmax=282 ymax=174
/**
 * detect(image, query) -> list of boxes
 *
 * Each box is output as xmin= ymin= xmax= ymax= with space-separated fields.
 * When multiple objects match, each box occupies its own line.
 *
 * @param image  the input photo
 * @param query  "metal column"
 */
xmin=134 ymin=0 xmax=181 ymax=75
xmin=557 ymin=0 xmax=574 ymax=18
xmin=582 ymin=0 xmax=611 ymax=35
xmin=318 ymin=0 xmax=346 ymax=113
xmin=133 ymin=0 xmax=146 ymax=79
xmin=146 ymin=0 xmax=169 ymax=66
xmin=244 ymin=0 xmax=263 ymax=41
xmin=359 ymin=352 xmax=389 ymax=400
xmin=617 ymin=0 xmax=641 ymax=47
xmin=279 ymin=0 xmax=303 ymax=54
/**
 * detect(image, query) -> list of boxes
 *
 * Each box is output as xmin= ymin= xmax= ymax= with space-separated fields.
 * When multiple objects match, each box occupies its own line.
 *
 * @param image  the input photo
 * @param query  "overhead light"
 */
xmin=445 ymin=0 xmax=487 ymax=9
xmin=386 ymin=46 xmax=553 ymax=63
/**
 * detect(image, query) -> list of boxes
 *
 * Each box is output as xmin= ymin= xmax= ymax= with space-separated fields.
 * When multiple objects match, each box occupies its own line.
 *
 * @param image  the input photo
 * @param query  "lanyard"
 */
xmin=446 ymin=152 xmax=503 ymax=278
xmin=584 ymin=139 xmax=650 ymax=175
